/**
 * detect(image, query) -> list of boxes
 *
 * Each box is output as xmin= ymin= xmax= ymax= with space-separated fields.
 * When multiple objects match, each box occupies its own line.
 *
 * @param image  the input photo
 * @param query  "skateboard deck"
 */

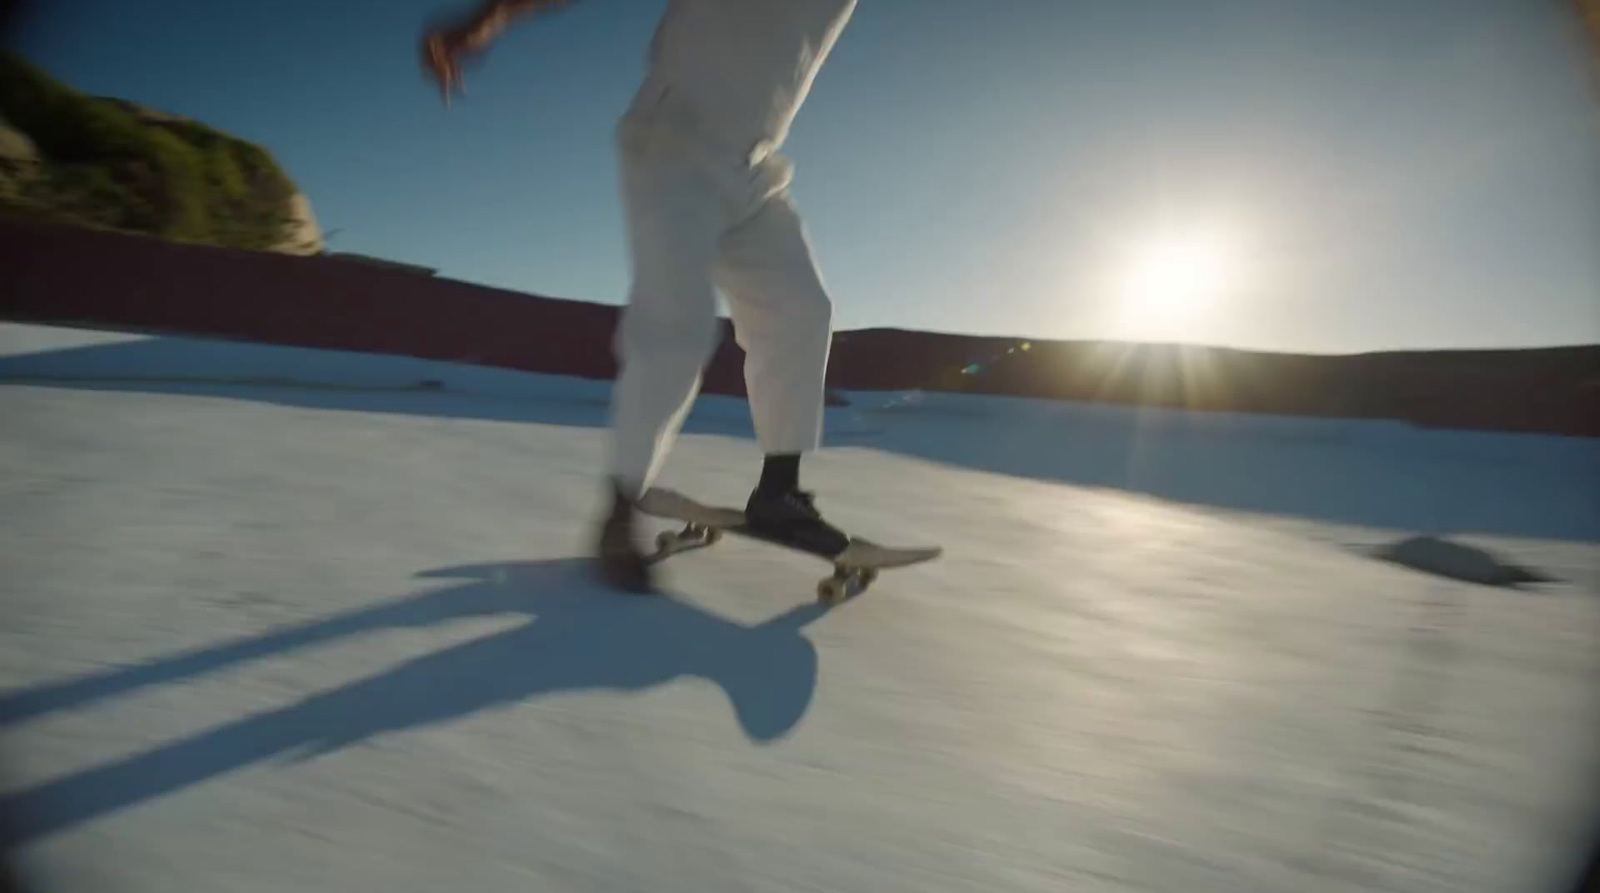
xmin=635 ymin=487 xmax=942 ymax=604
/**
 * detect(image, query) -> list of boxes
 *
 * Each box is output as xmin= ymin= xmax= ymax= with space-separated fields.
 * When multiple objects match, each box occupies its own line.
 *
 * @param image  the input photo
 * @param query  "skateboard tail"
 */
xmin=835 ymin=540 xmax=942 ymax=570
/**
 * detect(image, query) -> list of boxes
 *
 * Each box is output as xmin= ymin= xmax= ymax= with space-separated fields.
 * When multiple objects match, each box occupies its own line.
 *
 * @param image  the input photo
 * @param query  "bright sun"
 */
xmin=1110 ymin=226 xmax=1242 ymax=334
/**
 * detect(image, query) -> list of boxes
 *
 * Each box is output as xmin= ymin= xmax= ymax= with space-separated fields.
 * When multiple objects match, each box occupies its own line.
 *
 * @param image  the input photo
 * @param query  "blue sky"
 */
xmin=12 ymin=0 xmax=1599 ymax=353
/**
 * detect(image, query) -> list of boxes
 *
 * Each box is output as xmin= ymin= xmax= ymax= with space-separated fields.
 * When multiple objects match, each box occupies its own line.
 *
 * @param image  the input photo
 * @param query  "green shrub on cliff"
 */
xmin=0 ymin=51 xmax=302 ymax=250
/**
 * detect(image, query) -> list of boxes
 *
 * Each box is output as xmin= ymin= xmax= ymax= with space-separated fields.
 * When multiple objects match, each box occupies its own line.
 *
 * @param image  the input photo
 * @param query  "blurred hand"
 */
xmin=420 ymin=27 xmax=473 ymax=106
xmin=421 ymin=1 xmax=566 ymax=106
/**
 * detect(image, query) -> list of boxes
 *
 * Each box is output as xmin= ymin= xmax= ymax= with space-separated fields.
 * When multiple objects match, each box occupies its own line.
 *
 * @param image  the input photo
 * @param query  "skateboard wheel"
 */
xmin=655 ymin=531 xmax=677 ymax=552
xmin=817 ymin=577 xmax=850 ymax=604
xmin=703 ymin=527 xmax=723 ymax=545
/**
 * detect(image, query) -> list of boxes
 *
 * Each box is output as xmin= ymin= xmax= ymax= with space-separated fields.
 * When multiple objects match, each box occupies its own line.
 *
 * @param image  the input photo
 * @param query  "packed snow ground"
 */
xmin=3 ymin=323 xmax=1594 ymax=543
xmin=1 ymin=323 xmax=1597 ymax=892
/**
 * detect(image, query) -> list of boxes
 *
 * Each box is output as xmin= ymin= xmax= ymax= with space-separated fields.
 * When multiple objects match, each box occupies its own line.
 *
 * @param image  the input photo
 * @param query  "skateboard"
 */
xmin=636 ymin=488 xmax=942 ymax=604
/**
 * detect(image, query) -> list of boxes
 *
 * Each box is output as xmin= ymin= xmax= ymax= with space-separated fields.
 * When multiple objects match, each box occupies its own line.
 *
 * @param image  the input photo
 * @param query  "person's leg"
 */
xmin=597 ymin=128 xmax=724 ymax=590
xmin=715 ymin=191 xmax=833 ymax=464
xmin=608 ymin=141 xmax=724 ymax=499
xmin=713 ymin=189 xmax=848 ymax=556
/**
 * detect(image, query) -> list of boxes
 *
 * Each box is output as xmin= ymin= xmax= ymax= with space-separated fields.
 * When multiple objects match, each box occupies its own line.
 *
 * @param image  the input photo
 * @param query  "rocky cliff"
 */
xmin=0 ymin=52 xmax=320 ymax=254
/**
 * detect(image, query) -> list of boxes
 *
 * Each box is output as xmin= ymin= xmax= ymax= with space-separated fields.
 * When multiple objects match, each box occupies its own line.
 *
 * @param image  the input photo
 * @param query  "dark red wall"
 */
xmin=0 ymin=216 xmax=756 ymax=397
xmin=3 ymin=218 xmax=1596 ymax=437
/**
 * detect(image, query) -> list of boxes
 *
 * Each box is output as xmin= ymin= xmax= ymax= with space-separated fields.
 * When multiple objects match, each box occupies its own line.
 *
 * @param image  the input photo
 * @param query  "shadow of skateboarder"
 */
xmin=0 ymin=559 xmax=828 ymax=847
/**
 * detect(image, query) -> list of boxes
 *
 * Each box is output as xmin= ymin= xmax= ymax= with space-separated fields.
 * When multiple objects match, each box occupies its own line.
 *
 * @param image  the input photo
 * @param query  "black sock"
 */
xmin=611 ymin=476 xmax=642 ymax=505
xmin=757 ymin=453 xmax=800 ymax=495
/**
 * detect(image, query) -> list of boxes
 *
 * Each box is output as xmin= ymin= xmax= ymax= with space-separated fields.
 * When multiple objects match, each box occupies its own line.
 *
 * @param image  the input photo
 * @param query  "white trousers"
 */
xmin=607 ymin=111 xmax=834 ymax=499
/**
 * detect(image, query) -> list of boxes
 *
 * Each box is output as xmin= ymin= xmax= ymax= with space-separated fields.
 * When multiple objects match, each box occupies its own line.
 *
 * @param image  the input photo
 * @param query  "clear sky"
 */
xmin=11 ymin=0 xmax=1599 ymax=353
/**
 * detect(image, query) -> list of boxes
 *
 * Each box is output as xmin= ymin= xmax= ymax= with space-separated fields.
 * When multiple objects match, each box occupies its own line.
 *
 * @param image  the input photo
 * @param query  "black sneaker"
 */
xmin=743 ymin=488 xmax=851 ymax=557
xmin=594 ymin=483 xmax=654 ymax=594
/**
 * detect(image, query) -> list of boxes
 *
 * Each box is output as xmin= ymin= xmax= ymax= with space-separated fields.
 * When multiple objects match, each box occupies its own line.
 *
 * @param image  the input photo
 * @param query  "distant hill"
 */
xmin=3 ymin=217 xmax=1596 ymax=438
xmin=0 ymin=51 xmax=320 ymax=253
xmin=820 ymin=329 xmax=1600 ymax=437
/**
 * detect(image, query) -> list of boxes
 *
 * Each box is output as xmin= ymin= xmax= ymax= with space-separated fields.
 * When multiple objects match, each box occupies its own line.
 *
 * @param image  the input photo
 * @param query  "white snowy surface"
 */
xmin=3 ymin=323 xmax=1595 ymax=543
xmin=1 ymin=323 xmax=1598 ymax=892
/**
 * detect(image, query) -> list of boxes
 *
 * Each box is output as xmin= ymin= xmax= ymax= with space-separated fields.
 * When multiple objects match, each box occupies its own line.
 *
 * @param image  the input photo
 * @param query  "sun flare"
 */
xmin=1115 ymin=228 xmax=1239 ymax=325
